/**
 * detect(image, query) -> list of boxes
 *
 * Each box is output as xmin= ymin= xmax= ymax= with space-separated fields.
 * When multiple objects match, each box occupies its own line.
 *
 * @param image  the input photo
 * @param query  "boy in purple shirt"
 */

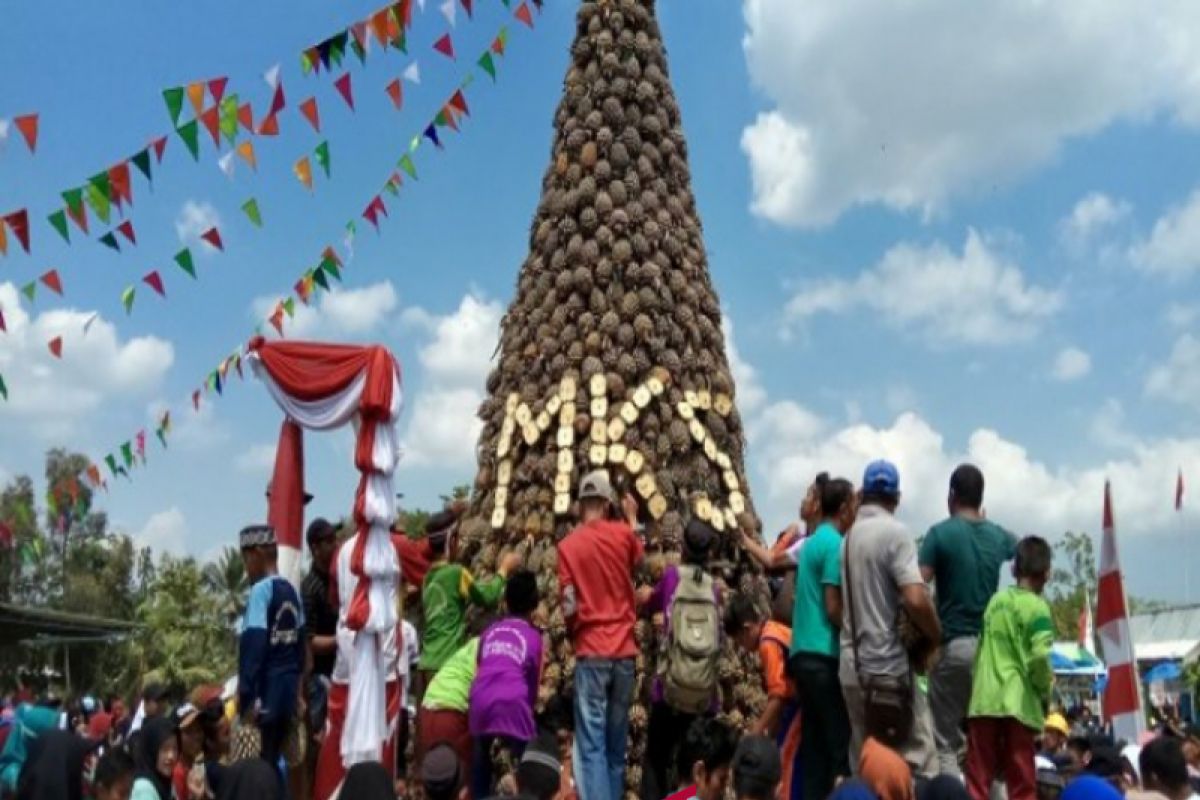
xmin=469 ymin=569 xmax=544 ymax=797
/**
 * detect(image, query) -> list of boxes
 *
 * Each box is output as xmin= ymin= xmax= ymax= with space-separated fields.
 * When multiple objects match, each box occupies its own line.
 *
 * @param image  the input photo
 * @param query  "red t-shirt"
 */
xmin=395 ymin=533 xmax=434 ymax=587
xmin=557 ymin=518 xmax=644 ymax=659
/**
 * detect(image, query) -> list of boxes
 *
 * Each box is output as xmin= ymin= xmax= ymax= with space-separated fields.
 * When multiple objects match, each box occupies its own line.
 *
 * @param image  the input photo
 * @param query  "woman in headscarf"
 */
xmin=131 ymin=717 xmax=179 ymax=800
xmin=0 ymin=705 xmax=60 ymax=794
xmin=860 ymin=737 xmax=916 ymax=800
xmin=214 ymin=760 xmax=280 ymax=800
xmin=15 ymin=730 xmax=100 ymax=800
xmin=337 ymin=762 xmax=394 ymax=800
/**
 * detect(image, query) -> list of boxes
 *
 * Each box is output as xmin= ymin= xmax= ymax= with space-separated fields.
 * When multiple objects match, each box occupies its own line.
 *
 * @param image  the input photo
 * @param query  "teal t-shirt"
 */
xmin=918 ymin=516 xmax=1017 ymax=643
xmin=790 ymin=522 xmax=843 ymax=658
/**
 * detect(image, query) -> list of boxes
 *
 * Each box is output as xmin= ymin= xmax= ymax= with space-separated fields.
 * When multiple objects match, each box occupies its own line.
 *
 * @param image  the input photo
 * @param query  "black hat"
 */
xmin=733 ymin=735 xmax=782 ymax=795
xmin=683 ymin=518 xmax=717 ymax=560
xmin=142 ymin=683 xmax=169 ymax=703
xmin=421 ymin=743 xmax=461 ymax=796
xmin=239 ymin=524 xmax=276 ymax=550
xmin=1086 ymin=745 xmax=1124 ymax=778
xmin=305 ymin=517 xmax=337 ymax=545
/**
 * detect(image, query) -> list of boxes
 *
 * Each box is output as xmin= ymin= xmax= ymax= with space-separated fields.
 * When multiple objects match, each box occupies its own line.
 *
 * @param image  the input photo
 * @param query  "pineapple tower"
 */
xmin=462 ymin=0 xmax=769 ymax=793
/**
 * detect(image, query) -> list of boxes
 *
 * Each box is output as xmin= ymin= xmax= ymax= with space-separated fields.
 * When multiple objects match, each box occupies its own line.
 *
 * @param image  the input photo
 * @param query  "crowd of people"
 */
xmin=2 ymin=460 xmax=1199 ymax=800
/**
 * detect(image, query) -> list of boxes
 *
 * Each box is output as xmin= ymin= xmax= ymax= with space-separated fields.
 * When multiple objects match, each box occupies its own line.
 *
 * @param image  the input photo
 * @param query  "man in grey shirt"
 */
xmin=840 ymin=460 xmax=941 ymax=776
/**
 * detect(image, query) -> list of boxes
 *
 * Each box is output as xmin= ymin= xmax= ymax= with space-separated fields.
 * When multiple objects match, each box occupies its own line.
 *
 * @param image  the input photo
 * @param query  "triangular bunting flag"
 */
xmin=312 ymin=267 xmax=330 ymax=291
xmin=121 ymin=285 xmax=135 ymax=314
xmin=218 ymin=152 xmax=236 ymax=178
xmin=314 ymin=141 xmax=331 ymax=178
xmin=120 ymin=442 xmax=134 ymax=468
xmin=116 ymin=220 xmax=136 ymax=246
xmin=461 ymin=0 xmax=473 ymax=16
xmin=237 ymin=103 xmax=254 ymax=132
xmin=282 ymin=297 xmax=296 ymax=318
xmin=449 ymin=89 xmax=470 ymax=116
xmin=299 ymin=97 xmax=320 ymax=133
xmin=200 ymin=227 xmax=224 ymax=251
xmin=295 ymin=157 xmax=313 ymax=191
xmin=440 ymin=0 xmax=456 ymax=26
xmin=295 ymin=277 xmax=312 ymax=304
xmin=370 ymin=9 xmax=390 ymax=46
xmin=399 ymin=153 xmax=418 ymax=180
xmin=14 ymin=114 xmax=38 ymax=154
xmin=47 ymin=210 xmax=69 ymax=243
xmin=143 ymin=270 xmax=166 ymax=297
xmin=208 ymin=76 xmax=228 ymax=104
xmin=199 ymin=106 xmax=221 ymax=147
xmin=433 ymin=33 xmax=455 ymax=59
xmin=0 ymin=373 xmax=10 ymax=400
xmin=515 ymin=2 xmax=533 ymax=28
xmin=39 ymin=269 xmax=63 ymax=296
xmin=98 ymin=231 xmax=120 ymax=252
xmin=186 ymin=82 xmax=206 ymax=115
xmin=20 ymin=282 xmax=36 ymax=302
xmin=192 ymin=390 xmax=201 ymax=410
xmin=493 ymin=26 xmax=509 ymax=55
xmin=264 ymin=64 xmax=281 ymax=89
xmin=269 ymin=82 xmax=286 ymax=117
xmin=0 ymin=308 xmax=6 ymax=332
xmin=109 ymin=163 xmax=133 ymax=207
xmin=322 ymin=245 xmax=342 ymax=268
xmin=174 ymin=248 xmax=196 ymax=278
xmin=4 ymin=209 xmax=31 ymax=253
xmin=323 ymin=261 xmax=342 ymax=282
xmin=269 ymin=308 xmax=285 ymax=336
xmin=163 ymin=87 xmax=185 ymax=125
xmin=156 ymin=428 xmax=168 ymax=449
xmin=334 ymin=73 xmax=355 ymax=111
xmin=385 ymin=79 xmax=403 ymax=110
xmin=424 ymin=124 xmax=442 ymax=149
xmin=131 ymin=148 xmax=152 ymax=182
xmin=87 ymin=464 xmax=101 ymax=486
xmin=152 ymin=136 xmax=168 ymax=162
xmin=85 ymin=183 xmax=111 ymax=224
xmin=236 ymin=140 xmax=257 ymax=171
xmin=257 ymin=113 xmax=280 ymax=137
xmin=478 ymin=51 xmax=497 ymax=81
xmin=241 ymin=198 xmax=262 ymax=228
xmin=135 ymin=430 xmax=146 ymax=462
xmin=404 ymin=61 xmax=421 ymax=84
xmin=105 ymin=454 xmax=119 ymax=477
xmin=442 ymin=105 xmax=460 ymax=132
xmin=176 ymin=120 xmax=200 ymax=160
xmin=48 ymin=336 xmax=62 ymax=359
xmin=219 ymin=95 xmax=240 ymax=143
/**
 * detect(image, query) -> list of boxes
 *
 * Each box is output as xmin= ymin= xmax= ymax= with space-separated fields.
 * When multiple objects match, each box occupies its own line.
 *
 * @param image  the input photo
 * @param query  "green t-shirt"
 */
xmin=422 ymin=637 xmax=480 ymax=712
xmin=919 ymin=516 xmax=1016 ymax=643
xmin=968 ymin=586 xmax=1055 ymax=731
xmin=789 ymin=522 xmax=843 ymax=659
xmin=420 ymin=563 xmax=505 ymax=671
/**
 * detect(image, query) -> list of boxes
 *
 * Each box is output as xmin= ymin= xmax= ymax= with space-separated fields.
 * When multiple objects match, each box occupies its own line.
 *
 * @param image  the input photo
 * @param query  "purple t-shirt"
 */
xmin=647 ymin=564 xmax=721 ymax=706
xmin=468 ymin=617 xmax=543 ymax=741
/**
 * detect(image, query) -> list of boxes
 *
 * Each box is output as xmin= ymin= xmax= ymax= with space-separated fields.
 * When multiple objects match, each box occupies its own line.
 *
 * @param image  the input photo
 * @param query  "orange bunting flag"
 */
xmin=257 ymin=114 xmax=280 ymax=137
xmin=39 ymin=269 xmax=63 ymax=296
xmin=186 ymin=82 xmax=206 ymax=115
xmin=201 ymin=227 xmax=224 ymax=251
xmin=116 ymin=220 xmax=136 ymax=246
xmin=515 ymin=2 xmax=534 ymax=28
xmin=48 ymin=336 xmax=62 ymax=359
xmin=237 ymin=103 xmax=254 ymax=132
xmin=269 ymin=307 xmax=285 ymax=336
xmin=299 ymin=97 xmax=320 ymax=133
xmin=386 ymin=79 xmax=403 ymax=110
xmin=433 ymin=33 xmax=455 ymax=59
xmin=86 ymin=464 xmax=102 ymax=488
xmin=294 ymin=277 xmax=312 ymax=304
xmin=208 ymin=76 xmax=228 ymax=104
xmin=142 ymin=270 xmax=166 ymax=297
xmin=236 ymin=140 xmax=257 ymax=171
xmin=199 ymin=106 xmax=221 ymax=147
xmin=14 ymin=114 xmax=38 ymax=154
xmin=334 ymin=73 xmax=355 ymax=111
xmin=108 ymin=163 xmax=133 ymax=207
xmin=294 ymin=157 xmax=313 ymax=190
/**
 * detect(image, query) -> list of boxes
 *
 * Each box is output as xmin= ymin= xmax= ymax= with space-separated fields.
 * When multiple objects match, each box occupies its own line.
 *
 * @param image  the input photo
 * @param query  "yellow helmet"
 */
xmin=1044 ymin=712 xmax=1069 ymax=736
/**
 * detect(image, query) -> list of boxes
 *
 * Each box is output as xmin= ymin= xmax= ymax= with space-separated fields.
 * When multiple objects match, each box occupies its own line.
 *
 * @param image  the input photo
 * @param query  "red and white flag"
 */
xmin=1176 ymin=469 xmax=1184 ymax=512
xmin=1096 ymin=481 xmax=1144 ymax=742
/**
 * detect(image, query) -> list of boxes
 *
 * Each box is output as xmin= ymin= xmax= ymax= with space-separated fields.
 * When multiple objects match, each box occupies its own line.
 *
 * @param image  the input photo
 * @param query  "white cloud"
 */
xmin=235 ymin=443 xmax=277 ymax=474
xmin=1145 ymin=334 xmax=1200 ymax=412
xmin=740 ymin=0 xmax=1200 ymax=227
xmin=784 ymin=230 xmax=1062 ymax=345
xmin=251 ymin=280 xmax=398 ymax=340
xmin=1164 ymin=303 xmax=1200 ymax=330
xmin=134 ymin=507 xmax=189 ymax=557
xmin=174 ymin=200 xmax=223 ymax=253
xmin=721 ymin=316 xmax=765 ymax=414
xmin=1129 ymin=190 xmax=1200 ymax=279
xmin=1090 ymin=399 xmax=1138 ymax=451
xmin=1051 ymin=347 xmax=1092 ymax=382
xmin=0 ymin=283 xmax=174 ymax=436
xmin=400 ymin=294 xmax=502 ymax=468
xmin=1059 ymin=193 xmax=1131 ymax=251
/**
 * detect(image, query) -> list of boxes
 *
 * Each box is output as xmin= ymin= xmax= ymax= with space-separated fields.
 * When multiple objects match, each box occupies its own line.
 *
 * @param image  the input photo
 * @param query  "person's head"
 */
xmin=238 ymin=525 xmax=278 ymax=582
xmin=577 ymin=469 xmax=617 ymax=523
xmin=948 ymin=464 xmax=985 ymax=514
xmin=505 ymin=568 xmax=539 ymax=619
xmin=426 ymin=508 xmax=461 ymax=561
xmin=140 ymin=683 xmax=168 ymax=719
xmin=724 ymin=594 xmax=766 ymax=654
xmin=820 ymin=476 xmax=857 ymax=533
xmin=516 ymin=732 xmax=562 ymax=800
xmin=1180 ymin=728 xmax=1200 ymax=767
xmin=174 ymin=704 xmax=204 ymax=762
xmin=1140 ymin=737 xmax=1190 ymax=800
xmin=305 ymin=517 xmax=338 ymax=574
xmin=1067 ymin=736 xmax=1092 ymax=774
xmin=93 ymin=746 xmax=136 ymax=800
xmin=800 ymin=472 xmax=830 ymax=528
xmin=1013 ymin=536 xmax=1053 ymax=593
xmin=200 ymin=700 xmax=230 ymax=761
xmin=861 ymin=460 xmax=901 ymax=512
xmin=732 ymin=735 xmax=782 ymax=800
xmin=1086 ymin=745 xmax=1127 ymax=793
xmin=676 ymin=718 xmax=737 ymax=800
xmin=683 ymin=518 xmax=718 ymax=566
xmin=340 ymin=761 xmax=396 ymax=800
xmin=421 ymin=742 xmax=467 ymax=800
xmin=137 ymin=717 xmax=179 ymax=780
xmin=1045 ymin=714 xmax=1071 ymax=754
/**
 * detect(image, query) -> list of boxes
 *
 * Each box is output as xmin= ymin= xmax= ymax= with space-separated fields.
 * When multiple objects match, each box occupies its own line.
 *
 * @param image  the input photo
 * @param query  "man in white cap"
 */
xmin=556 ymin=469 xmax=643 ymax=800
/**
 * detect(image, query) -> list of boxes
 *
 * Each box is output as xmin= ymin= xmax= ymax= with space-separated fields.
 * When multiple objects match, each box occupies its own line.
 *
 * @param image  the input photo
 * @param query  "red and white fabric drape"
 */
xmin=1096 ymin=481 xmax=1144 ymax=743
xmin=247 ymin=337 xmax=404 ymax=768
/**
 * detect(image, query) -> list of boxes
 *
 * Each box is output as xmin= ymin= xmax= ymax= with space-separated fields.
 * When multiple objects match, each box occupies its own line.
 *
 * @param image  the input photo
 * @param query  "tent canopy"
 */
xmin=1051 ymin=642 xmax=1106 ymax=676
xmin=0 ymin=601 xmax=138 ymax=645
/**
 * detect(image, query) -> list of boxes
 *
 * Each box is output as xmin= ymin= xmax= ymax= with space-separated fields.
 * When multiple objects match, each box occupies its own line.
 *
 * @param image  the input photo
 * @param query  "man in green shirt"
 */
xmin=418 ymin=637 xmax=480 ymax=785
xmin=963 ymin=536 xmax=1054 ymax=800
xmin=919 ymin=464 xmax=1017 ymax=776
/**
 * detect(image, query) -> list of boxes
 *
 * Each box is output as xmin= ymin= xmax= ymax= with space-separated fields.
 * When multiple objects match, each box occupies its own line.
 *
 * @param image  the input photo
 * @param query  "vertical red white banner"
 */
xmin=1096 ymin=481 xmax=1144 ymax=742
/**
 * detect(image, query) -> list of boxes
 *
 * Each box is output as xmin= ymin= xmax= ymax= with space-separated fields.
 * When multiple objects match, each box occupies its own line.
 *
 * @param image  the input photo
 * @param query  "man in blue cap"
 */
xmin=838 ymin=459 xmax=941 ymax=777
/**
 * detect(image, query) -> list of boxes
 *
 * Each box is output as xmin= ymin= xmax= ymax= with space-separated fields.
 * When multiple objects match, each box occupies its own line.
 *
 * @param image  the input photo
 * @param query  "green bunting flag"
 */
xmin=282 ymin=297 xmax=296 ymax=318
xmin=163 ymin=87 xmax=185 ymax=125
xmin=220 ymin=94 xmax=240 ymax=143
xmin=120 ymin=442 xmax=134 ymax=468
xmin=105 ymin=454 xmax=119 ymax=477
xmin=176 ymin=120 xmax=200 ymax=161
xmin=48 ymin=210 xmax=70 ymax=243
xmin=131 ymin=148 xmax=153 ymax=182
xmin=384 ymin=178 xmax=400 ymax=197
xmin=121 ymin=286 xmax=135 ymax=314
xmin=323 ymin=261 xmax=342 ymax=282
xmin=62 ymin=188 xmax=84 ymax=216
xmin=20 ymin=282 xmax=36 ymax=302
xmin=98 ymin=231 xmax=120 ymax=252
xmin=156 ymin=428 xmax=167 ymax=448
xmin=174 ymin=248 xmax=196 ymax=278
xmin=242 ymin=198 xmax=263 ymax=228
xmin=314 ymin=141 xmax=331 ymax=178
xmin=85 ymin=182 xmax=111 ymax=224
xmin=0 ymin=374 xmax=7 ymax=401
xmin=89 ymin=172 xmax=112 ymax=202
xmin=312 ymin=267 xmax=330 ymax=291
xmin=399 ymin=154 xmax=418 ymax=180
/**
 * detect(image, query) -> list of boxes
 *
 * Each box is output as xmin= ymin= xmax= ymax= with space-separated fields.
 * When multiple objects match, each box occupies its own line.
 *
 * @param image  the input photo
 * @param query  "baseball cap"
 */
xmin=1045 ymin=713 xmax=1070 ymax=737
xmin=683 ymin=518 xmax=717 ymax=561
xmin=578 ymin=469 xmax=616 ymax=504
xmin=421 ymin=743 xmax=462 ymax=796
xmin=733 ymin=735 xmax=782 ymax=795
xmin=173 ymin=702 xmax=201 ymax=729
xmin=863 ymin=460 xmax=901 ymax=496
xmin=305 ymin=517 xmax=337 ymax=545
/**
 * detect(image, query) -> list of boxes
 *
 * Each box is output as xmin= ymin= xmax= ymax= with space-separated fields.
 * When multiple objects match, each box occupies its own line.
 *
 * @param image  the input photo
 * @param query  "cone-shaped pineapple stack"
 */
xmin=462 ymin=0 xmax=769 ymax=794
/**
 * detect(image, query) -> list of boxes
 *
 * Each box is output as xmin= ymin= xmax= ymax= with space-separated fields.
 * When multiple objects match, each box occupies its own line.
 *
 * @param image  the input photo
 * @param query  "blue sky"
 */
xmin=1 ymin=0 xmax=1199 ymax=602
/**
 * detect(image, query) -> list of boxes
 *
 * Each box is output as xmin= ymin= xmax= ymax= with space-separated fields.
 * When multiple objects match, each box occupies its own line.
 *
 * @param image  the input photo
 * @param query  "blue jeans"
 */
xmin=573 ymin=658 xmax=635 ymax=800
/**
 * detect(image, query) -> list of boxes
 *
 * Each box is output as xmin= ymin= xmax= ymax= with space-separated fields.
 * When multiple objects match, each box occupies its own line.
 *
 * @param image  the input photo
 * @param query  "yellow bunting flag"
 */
xmin=294 ymin=156 xmax=313 ymax=191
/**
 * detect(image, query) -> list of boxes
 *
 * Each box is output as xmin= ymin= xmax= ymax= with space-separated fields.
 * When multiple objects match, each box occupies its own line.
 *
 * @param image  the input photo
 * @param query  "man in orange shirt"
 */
xmin=726 ymin=595 xmax=802 ymax=800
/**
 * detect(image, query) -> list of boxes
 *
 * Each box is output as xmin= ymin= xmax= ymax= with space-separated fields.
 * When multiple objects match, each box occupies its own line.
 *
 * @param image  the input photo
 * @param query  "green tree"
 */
xmin=1047 ymin=531 xmax=1097 ymax=640
xmin=204 ymin=546 xmax=248 ymax=630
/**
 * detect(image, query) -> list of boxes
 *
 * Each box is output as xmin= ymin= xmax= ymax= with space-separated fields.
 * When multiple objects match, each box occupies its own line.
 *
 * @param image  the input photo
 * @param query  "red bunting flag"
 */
xmin=208 ymin=77 xmax=228 ymax=104
xmin=152 ymin=136 xmax=168 ymax=162
xmin=192 ymin=390 xmax=201 ymax=410
xmin=39 ymin=269 xmax=63 ymax=296
xmin=370 ymin=9 xmax=391 ymax=45
xmin=199 ymin=106 xmax=221 ymax=147
xmin=433 ymin=33 xmax=455 ymax=59
xmin=295 ymin=277 xmax=312 ymax=304
xmin=1177 ymin=469 xmax=1185 ymax=511
xmin=48 ymin=336 xmax=63 ymax=359
xmin=108 ymin=163 xmax=133 ymax=207
xmin=4 ymin=210 xmax=30 ymax=253
xmin=14 ymin=114 xmax=39 ymax=154
xmin=200 ymin=227 xmax=224 ymax=251
xmin=258 ymin=114 xmax=280 ymax=137
xmin=515 ymin=2 xmax=534 ymax=28
xmin=142 ymin=270 xmax=166 ymax=297
xmin=269 ymin=82 xmax=286 ymax=117
xmin=237 ymin=103 xmax=254 ymax=132
xmin=334 ymin=73 xmax=355 ymax=111
xmin=461 ymin=0 xmax=473 ymax=17
xmin=269 ymin=307 xmax=285 ymax=336
xmin=449 ymin=89 xmax=469 ymax=117
xmin=299 ymin=98 xmax=320 ymax=133
xmin=362 ymin=195 xmax=388 ymax=230
xmin=116 ymin=220 xmax=137 ymax=246
xmin=385 ymin=79 xmax=403 ymax=110
xmin=0 ymin=309 xmax=6 ymax=333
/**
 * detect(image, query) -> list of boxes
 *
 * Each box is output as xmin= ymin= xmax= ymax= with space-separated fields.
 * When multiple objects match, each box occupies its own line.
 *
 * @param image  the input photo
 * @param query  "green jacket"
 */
xmin=420 ymin=563 xmax=505 ymax=671
xmin=968 ymin=586 xmax=1055 ymax=731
